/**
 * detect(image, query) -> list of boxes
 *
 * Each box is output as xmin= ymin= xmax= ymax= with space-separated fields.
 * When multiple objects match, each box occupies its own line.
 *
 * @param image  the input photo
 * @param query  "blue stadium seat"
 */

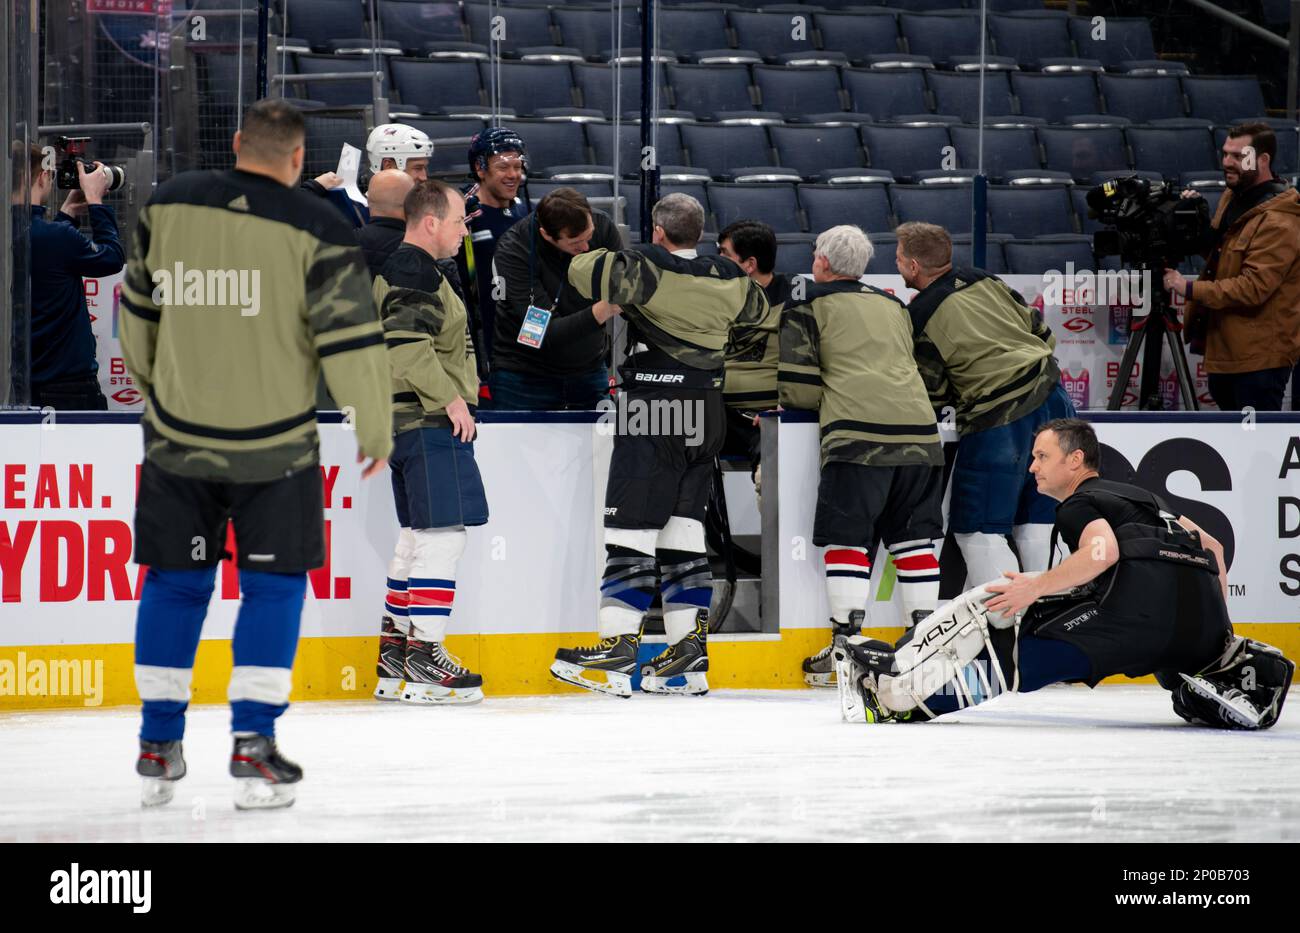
xmin=680 ymin=123 xmax=775 ymax=178
xmin=730 ymin=10 xmax=819 ymax=62
xmin=799 ymin=183 xmax=893 ymax=234
xmin=861 ymin=124 xmax=953 ymax=182
xmin=1069 ymin=185 xmax=1103 ymax=235
xmin=814 ymin=11 xmax=902 ymax=65
xmin=891 ymin=182 xmax=977 ymax=234
xmin=295 ymin=54 xmax=391 ymax=108
xmin=1214 ymin=120 xmax=1299 ymax=175
xmin=948 ymin=125 xmax=1041 ymax=181
xmin=527 ymin=178 xmax=613 ymax=206
xmin=771 ymin=124 xmax=865 ymax=179
xmin=1125 ymin=124 xmax=1218 ymax=182
xmin=625 ymin=180 xmax=713 ymax=234
xmin=301 ymin=110 xmax=369 ymax=179
xmin=666 ymin=64 xmax=755 ymax=119
xmin=899 ymin=12 xmax=982 ymax=68
xmin=1067 ymin=16 xmax=1156 ymax=69
xmin=775 ymin=234 xmax=817 ymax=276
xmin=1011 ymin=73 xmax=1101 ymax=124
xmin=1098 ymin=74 xmax=1185 ymax=123
xmin=465 ymin=3 xmax=554 ymax=53
xmin=374 ymin=1 xmax=466 ymax=54
xmin=952 ymin=234 xmax=1010 ymax=275
xmin=708 ymin=182 xmax=803 ymax=234
xmin=572 ymin=63 xmax=669 ymax=117
xmin=987 ymin=184 xmax=1076 ymax=237
xmin=658 ymin=5 xmax=733 ymax=57
xmin=552 ymin=5 xmax=639 ymax=60
xmin=865 ymin=234 xmax=898 ymax=275
xmin=988 ymin=11 xmax=1076 ymax=67
xmin=285 ymin=0 xmax=370 ymax=52
xmin=404 ymin=116 xmax=485 ymax=173
xmin=507 ymin=118 xmax=588 ymax=172
xmin=925 ymin=71 xmax=1015 ymax=124
xmin=1038 ymin=126 xmax=1130 ymax=182
xmin=1004 ymin=235 xmax=1096 ymax=276
xmin=587 ymin=121 xmax=685 ymax=174
xmin=842 ymin=69 xmax=930 ymax=118
xmin=478 ymin=61 xmax=574 ymax=115
xmin=1181 ymin=76 xmax=1269 ymax=125
xmin=753 ymin=65 xmax=844 ymax=117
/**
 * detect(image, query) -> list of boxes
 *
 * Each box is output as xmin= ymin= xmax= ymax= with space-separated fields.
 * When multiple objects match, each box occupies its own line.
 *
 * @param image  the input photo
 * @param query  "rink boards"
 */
xmin=1 ymin=411 xmax=1298 ymax=708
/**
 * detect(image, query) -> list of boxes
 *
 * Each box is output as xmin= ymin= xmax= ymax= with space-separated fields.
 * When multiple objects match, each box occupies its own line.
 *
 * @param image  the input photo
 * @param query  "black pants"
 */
xmin=31 ymin=375 xmax=108 ymax=411
xmin=1207 ymin=366 xmax=1290 ymax=411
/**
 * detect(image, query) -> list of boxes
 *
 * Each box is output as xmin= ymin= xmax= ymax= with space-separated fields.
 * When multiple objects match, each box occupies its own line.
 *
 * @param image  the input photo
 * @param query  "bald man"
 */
xmin=356 ymin=169 xmax=415 ymax=278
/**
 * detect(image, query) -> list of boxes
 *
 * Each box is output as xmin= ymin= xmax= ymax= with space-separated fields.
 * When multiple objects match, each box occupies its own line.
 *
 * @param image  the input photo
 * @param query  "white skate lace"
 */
xmin=432 ymin=645 xmax=468 ymax=675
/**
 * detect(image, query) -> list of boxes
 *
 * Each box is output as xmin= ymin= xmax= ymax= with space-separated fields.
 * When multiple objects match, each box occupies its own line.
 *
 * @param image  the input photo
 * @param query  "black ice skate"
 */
xmin=230 ymin=735 xmax=302 ymax=810
xmin=136 ymin=739 xmax=186 ymax=808
xmin=550 ymin=634 xmax=639 ymax=698
xmin=401 ymin=638 xmax=484 ymax=705
xmin=802 ymin=610 xmax=864 ymax=687
xmin=374 ymin=615 xmax=407 ymax=701
xmin=641 ymin=610 xmax=709 ymax=696
xmin=832 ymin=637 xmax=899 ymax=724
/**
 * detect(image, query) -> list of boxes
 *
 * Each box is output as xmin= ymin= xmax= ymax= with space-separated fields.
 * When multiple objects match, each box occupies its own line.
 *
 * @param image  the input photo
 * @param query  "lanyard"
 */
xmin=527 ymin=217 xmax=564 ymax=311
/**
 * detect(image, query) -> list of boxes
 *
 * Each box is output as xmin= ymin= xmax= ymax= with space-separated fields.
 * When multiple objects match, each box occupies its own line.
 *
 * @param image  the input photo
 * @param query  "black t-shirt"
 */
xmin=1053 ymin=477 xmax=1166 ymax=559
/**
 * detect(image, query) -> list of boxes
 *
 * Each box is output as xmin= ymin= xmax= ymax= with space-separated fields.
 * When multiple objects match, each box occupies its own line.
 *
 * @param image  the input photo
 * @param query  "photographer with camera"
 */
xmin=1162 ymin=122 xmax=1300 ymax=411
xmin=18 ymin=142 xmax=125 ymax=409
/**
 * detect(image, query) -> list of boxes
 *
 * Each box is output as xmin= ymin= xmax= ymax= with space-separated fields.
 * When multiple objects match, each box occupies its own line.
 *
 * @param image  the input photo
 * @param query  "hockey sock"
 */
xmin=886 ymin=538 xmax=940 ymax=623
xmin=599 ymin=527 xmax=659 ymax=638
xmin=657 ymin=516 xmax=712 ymax=645
xmin=955 ymin=531 xmax=1018 ymax=588
xmin=229 ymin=570 xmax=307 ymax=737
xmin=135 ymin=566 xmax=218 ymax=742
xmin=406 ymin=527 xmax=467 ymax=643
xmin=384 ymin=527 xmax=417 ymax=636
xmin=1012 ymin=523 xmax=1053 ymax=573
xmin=824 ymin=546 xmax=871 ymax=627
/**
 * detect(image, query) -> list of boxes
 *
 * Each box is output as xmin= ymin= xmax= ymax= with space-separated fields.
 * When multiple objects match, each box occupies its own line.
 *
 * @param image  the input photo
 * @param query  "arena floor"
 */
xmin=3 ymin=686 xmax=1296 ymax=843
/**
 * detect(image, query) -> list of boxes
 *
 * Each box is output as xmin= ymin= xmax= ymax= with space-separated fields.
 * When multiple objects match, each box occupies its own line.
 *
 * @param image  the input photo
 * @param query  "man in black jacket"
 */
xmin=355 ymin=169 xmax=414 ymax=278
xmin=488 ymin=187 xmax=622 ymax=410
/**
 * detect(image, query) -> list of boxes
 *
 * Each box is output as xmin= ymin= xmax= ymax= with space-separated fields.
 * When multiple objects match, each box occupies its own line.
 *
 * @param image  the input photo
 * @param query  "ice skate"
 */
xmin=802 ymin=610 xmax=864 ymax=687
xmin=832 ymin=637 xmax=896 ymax=723
xmin=401 ymin=638 xmax=484 ymax=705
xmin=230 ymin=735 xmax=302 ymax=810
xmin=550 ymin=634 xmax=639 ymax=698
xmin=373 ymin=615 xmax=407 ymax=701
xmin=136 ymin=739 xmax=186 ymax=808
xmin=641 ymin=610 xmax=709 ymax=696
xmin=1178 ymin=674 xmax=1265 ymax=729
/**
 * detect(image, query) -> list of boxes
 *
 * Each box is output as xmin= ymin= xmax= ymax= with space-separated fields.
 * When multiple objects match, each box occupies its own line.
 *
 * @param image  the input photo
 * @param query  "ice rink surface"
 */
xmin=3 ymin=685 xmax=1297 ymax=843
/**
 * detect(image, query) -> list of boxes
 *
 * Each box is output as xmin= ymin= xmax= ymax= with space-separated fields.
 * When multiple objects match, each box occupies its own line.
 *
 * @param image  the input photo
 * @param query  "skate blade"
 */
xmin=549 ymin=661 xmax=632 ymax=698
xmin=804 ymin=670 xmax=837 ymax=688
xmin=374 ymin=677 xmax=405 ymax=701
xmin=833 ymin=647 xmax=868 ymax=723
xmin=1180 ymin=674 xmax=1263 ymax=729
xmin=400 ymin=683 xmax=484 ymax=705
xmin=640 ymin=671 xmax=709 ymax=695
xmin=140 ymin=777 xmax=176 ymax=808
xmin=233 ymin=778 xmax=297 ymax=811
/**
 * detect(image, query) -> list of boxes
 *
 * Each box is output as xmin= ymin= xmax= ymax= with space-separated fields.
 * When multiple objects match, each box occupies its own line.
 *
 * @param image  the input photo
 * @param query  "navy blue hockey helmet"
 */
xmin=468 ymin=126 xmax=528 ymax=179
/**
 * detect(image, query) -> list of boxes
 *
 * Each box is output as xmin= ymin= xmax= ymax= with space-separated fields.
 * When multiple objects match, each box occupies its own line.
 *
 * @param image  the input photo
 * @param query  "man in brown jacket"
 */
xmin=1165 ymin=121 xmax=1300 ymax=411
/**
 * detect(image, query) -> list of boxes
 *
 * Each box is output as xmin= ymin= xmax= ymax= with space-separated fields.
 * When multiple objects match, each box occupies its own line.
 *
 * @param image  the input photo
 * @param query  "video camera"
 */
xmin=1086 ymin=175 xmax=1209 ymax=267
xmin=54 ymin=136 xmax=125 ymax=193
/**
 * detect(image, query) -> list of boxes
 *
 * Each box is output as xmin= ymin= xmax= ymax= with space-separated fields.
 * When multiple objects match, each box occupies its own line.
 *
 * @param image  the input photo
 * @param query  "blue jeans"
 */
xmin=488 ymin=367 xmax=609 ymax=411
xmin=1207 ymin=366 xmax=1290 ymax=412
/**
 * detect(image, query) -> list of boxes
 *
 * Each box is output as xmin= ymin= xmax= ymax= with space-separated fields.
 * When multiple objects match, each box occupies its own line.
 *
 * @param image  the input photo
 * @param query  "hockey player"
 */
xmin=122 ymin=100 xmax=393 ymax=809
xmin=367 ymin=122 xmax=433 ymax=182
xmin=834 ymin=419 xmax=1294 ymax=729
xmin=779 ymin=226 xmax=944 ymax=688
xmin=550 ymin=194 xmax=770 ymax=697
xmin=372 ymin=179 xmax=488 ymax=706
xmin=896 ymin=221 xmax=1075 ymax=585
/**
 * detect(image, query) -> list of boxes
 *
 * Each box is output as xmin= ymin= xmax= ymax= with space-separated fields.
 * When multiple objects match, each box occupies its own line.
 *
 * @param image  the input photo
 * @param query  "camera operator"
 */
xmin=487 ymin=187 xmax=622 ymax=410
xmin=1163 ymin=122 xmax=1300 ymax=411
xmin=20 ymin=143 xmax=125 ymax=409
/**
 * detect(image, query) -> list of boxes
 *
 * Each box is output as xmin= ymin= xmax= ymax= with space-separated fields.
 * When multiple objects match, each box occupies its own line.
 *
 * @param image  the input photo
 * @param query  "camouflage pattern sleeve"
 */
xmin=777 ymin=301 xmax=823 ymax=411
xmin=567 ymin=248 xmax=660 ymax=308
xmin=119 ymin=203 xmax=160 ymax=399
xmin=724 ymin=278 xmax=773 ymax=362
xmin=306 ymin=239 xmax=393 ymax=461
xmin=381 ymin=287 xmax=459 ymax=414
xmin=913 ymin=333 xmax=952 ymax=410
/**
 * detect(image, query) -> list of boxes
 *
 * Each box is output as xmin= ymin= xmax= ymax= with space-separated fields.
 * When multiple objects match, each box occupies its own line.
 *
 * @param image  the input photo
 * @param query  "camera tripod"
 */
xmin=1106 ymin=262 xmax=1200 ymax=411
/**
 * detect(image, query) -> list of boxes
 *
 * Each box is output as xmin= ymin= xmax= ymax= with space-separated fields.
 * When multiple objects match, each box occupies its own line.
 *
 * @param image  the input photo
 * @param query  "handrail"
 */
xmin=1179 ymin=0 xmax=1289 ymax=49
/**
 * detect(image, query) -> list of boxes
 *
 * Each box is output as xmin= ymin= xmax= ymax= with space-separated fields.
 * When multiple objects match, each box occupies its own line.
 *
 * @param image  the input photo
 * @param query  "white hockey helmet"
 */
xmin=366 ymin=123 xmax=434 ymax=173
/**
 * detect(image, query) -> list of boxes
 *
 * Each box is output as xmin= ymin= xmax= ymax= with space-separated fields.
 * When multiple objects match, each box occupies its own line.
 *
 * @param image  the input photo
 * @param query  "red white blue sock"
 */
xmin=824 ymin=546 xmax=871 ymax=627
xmin=887 ymin=539 xmax=941 ymax=623
xmin=407 ymin=528 xmax=466 ymax=643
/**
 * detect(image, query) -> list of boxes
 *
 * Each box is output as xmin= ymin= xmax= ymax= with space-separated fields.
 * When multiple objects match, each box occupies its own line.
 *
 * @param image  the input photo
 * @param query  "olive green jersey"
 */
xmin=724 ymin=274 xmax=789 ymax=411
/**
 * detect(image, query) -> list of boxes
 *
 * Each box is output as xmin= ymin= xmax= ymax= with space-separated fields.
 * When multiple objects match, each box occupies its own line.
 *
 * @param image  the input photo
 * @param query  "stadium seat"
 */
xmin=404 ymin=117 xmax=486 ymax=174
xmin=680 ymin=123 xmax=775 ymax=178
xmin=1126 ymin=124 xmax=1219 ymax=182
xmin=986 ymin=184 xmax=1076 ymax=237
xmin=294 ymin=54 xmax=391 ymax=108
xmin=1067 ymin=16 xmax=1156 ymax=69
xmin=285 ymin=0 xmax=371 ymax=53
xmin=465 ymin=3 xmax=555 ymax=54
xmin=1011 ymin=73 xmax=1102 ymax=125
xmin=948 ymin=125 xmax=1041 ymax=181
xmin=624 ymin=179 xmax=713 ymax=234
xmin=1004 ymin=235 xmax=1096 ymax=277
xmin=587 ymin=121 xmax=686 ymax=175
xmin=1070 ymin=185 xmax=1103 ymax=235
xmin=814 ymin=11 xmax=902 ymax=65
xmin=861 ymin=124 xmax=953 ymax=182
xmin=775 ymin=234 xmax=817 ymax=276
xmin=708 ymin=182 xmax=803 ymax=234
xmin=527 ymin=178 xmax=613 ymax=206
xmin=375 ymin=0 xmax=467 ymax=54
xmin=1098 ymin=74 xmax=1185 ymax=124
xmin=573 ymin=63 xmax=670 ymax=117
xmin=730 ymin=10 xmax=819 ymax=63
xmin=951 ymin=234 xmax=1010 ymax=274
xmin=507 ymin=118 xmax=588 ymax=173
xmin=552 ymin=6 xmax=640 ymax=60
xmin=1214 ymin=120 xmax=1299 ymax=175
xmin=1038 ymin=126 xmax=1130 ymax=182
xmin=799 ymin=183 xmax=893 ymax=234
xmin=753 ymin=65 xmax=844 ymax=117
xmin=658 ymin=6 xmax=733 ymax=58
xmin=891 ymin=182 xmax=977 ymax=234
xmin=925 ymin=71 xmax=1015 ymax=124
xmin=987 ymin=11 xmax=1080 ymax=68
xmin=666 ymin=64 xmax=755 ymax=119
xmin=863 ymin=233 xmax=896 ymax=275
xmin=842 ymin=69 xmax=931 ymax=119
xmin=770 ymin=124 xmax=865 ymax=179
xmin=477 ymin=60 xmax=574 ymax=115
xmin=301 ymin=110 xmax=369 ymax=180
xmin=1181 ymin=76 xmax=1269 ymax=125
xmin=899 ymin=12 xmax=982 ymax=69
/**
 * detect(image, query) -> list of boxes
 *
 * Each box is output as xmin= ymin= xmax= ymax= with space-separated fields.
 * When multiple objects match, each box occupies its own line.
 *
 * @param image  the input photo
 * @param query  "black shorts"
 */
xmin=134 ymin=459 xmax=326 ymax=573
xmin=812 ymin=461 xmax=944 ymax=549
xmin=720 ymin=406 xmax=761 ymax=466
xmin=604 ymin=389 xmax=726 ymax=529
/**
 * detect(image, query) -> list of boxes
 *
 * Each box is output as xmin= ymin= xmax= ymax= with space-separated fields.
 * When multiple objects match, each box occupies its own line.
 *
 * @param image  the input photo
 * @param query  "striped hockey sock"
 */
xmin=887 ymin=539 xmax=941 ymax=624
xmin=824 ymin=546 xmax=871 ymax=627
